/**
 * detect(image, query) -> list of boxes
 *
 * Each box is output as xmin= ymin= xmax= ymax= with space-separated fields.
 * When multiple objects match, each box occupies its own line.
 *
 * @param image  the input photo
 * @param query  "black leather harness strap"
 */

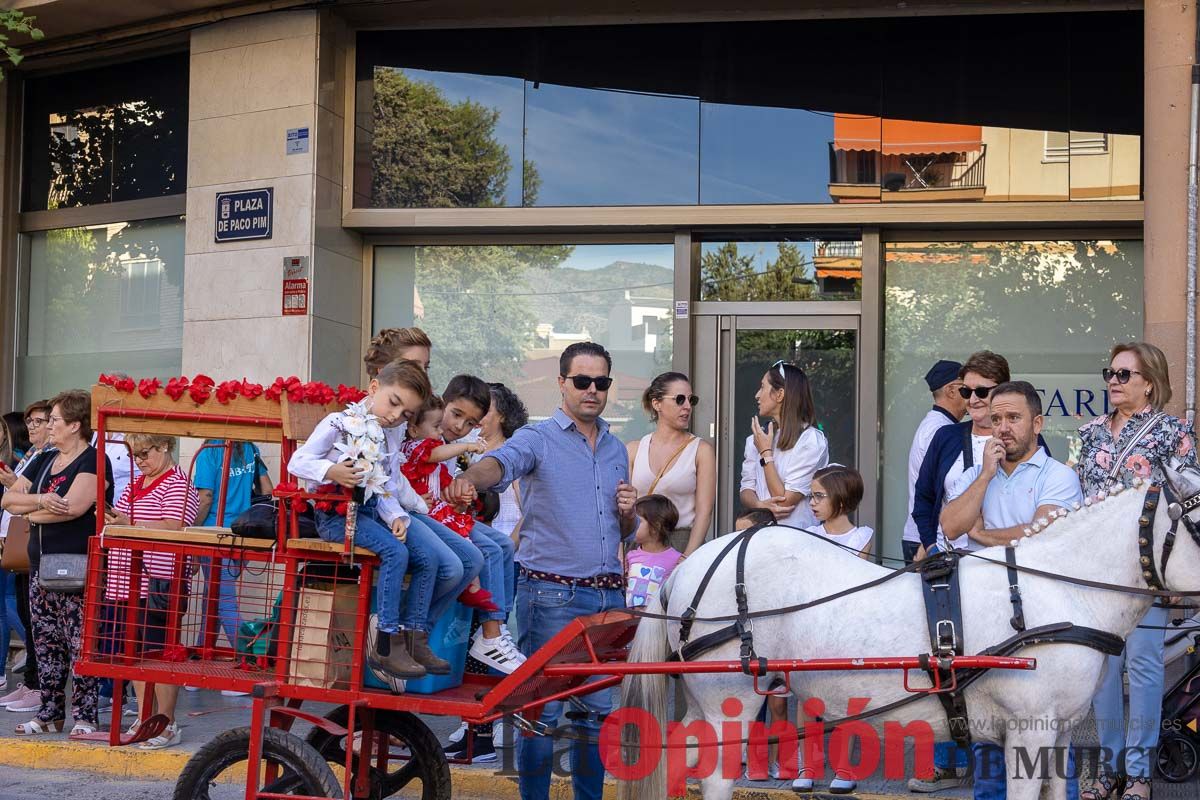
xmin=918 ymin=551 xmax=972 ymax=749
xmin=1005 ymin=546 xmax=1026 ymax=633
xmin=677 ymin=527 xmax=757 ymax=647
xmin=1138 ymin=486 xmax=1164 ymax=591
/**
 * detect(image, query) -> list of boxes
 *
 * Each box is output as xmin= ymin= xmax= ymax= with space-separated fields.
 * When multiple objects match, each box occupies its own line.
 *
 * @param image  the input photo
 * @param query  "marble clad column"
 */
xmin=1143 ymin=0 xmax=1197 ymax=417
xmin=183 ymin=9 xmax=363 ymax=388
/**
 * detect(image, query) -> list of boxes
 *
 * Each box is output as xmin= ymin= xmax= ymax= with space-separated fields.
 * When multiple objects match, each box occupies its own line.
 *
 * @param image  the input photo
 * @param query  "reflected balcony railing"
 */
xmin=827 ymin=143 xmax=987 ymax=201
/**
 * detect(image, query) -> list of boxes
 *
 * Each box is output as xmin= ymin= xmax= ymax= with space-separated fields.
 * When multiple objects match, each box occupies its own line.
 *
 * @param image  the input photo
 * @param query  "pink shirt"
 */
xmin=625 ymin=547 xmax=683 ymax=608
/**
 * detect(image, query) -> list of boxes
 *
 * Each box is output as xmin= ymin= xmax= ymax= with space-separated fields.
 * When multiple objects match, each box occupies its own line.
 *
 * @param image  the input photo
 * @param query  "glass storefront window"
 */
xmin=881 ymin=239 xmax=1144 ymax=562
xmin=18 ymin=217 xmax=185 ymax=405
xmin=524 ymin=83 xmax=699 ymax=206
xmin=699 ymin=236 xmax=863 ymax=301
xmin=355 ymin=13 xmax=1142 ymax=208
xmin=372 ymin=243 xmax=675 ymax=439
xmin=23 ymin=53 xmax=188 ymax=211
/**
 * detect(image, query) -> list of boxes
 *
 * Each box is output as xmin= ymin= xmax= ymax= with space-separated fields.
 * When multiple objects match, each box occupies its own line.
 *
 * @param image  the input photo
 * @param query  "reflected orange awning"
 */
xmin=833 ymin=115 xmax=982 ymax=155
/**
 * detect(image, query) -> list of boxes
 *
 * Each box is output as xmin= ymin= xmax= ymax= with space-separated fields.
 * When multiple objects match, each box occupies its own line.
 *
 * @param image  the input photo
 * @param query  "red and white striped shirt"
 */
xmin=105 ymin=465 xmax=200 ymax=600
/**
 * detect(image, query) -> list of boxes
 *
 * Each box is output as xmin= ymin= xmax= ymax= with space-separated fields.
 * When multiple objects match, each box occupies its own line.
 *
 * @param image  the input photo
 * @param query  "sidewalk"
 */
xmin=0 ymin=663 xmax=1194 ymax=799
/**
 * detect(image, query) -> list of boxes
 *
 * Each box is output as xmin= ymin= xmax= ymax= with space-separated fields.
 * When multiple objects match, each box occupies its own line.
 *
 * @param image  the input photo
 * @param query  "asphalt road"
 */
xmin=0 ymin=766 xmax=179 ymax=799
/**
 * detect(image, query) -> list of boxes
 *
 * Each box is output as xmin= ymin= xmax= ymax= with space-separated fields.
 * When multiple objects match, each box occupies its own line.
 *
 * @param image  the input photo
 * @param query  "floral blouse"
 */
xmin=1076 ymin=408 xmax=1198 ymax=494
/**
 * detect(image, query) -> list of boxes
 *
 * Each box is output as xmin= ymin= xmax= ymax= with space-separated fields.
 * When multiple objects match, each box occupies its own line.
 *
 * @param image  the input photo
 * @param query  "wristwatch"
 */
xmin=759 ymin=455 xmax=774 ymax=467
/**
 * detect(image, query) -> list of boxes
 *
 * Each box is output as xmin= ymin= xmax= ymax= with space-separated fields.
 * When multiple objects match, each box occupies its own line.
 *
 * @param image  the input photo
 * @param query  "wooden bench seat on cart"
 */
xmin=100 ymin=525 xmax=375 ymax=557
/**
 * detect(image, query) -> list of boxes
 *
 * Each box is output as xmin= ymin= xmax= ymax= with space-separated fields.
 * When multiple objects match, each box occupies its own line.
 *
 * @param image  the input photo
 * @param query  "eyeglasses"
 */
xmin=563 ymin=374 xmax=613 ymax=391
xmin=47 ymin=415 xmax=64 ymax=425
xmin=1102 ymin=368 xmax=1143 ymax=385
xmin=131 ymin=448 xmax=158 ymax=461
xmin=810 ymin=491 xmax=829 ymax=501
xmin=671 ymin=394 xmax=700 ymax=407
xmin=958 ymin=385 xmax=995 ymax=400
xmin=25 ymin=417 xmax=47 ymax=428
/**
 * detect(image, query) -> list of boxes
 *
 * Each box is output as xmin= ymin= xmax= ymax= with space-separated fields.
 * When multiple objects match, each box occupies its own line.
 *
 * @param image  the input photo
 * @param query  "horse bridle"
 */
xmin=1143 ymin=470 xmax=1200 ymax=591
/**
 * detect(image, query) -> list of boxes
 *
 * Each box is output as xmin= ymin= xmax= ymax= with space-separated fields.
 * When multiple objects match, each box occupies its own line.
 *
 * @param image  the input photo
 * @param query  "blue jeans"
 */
xmin=411 ymin=513 xmax=483 ymax=623
xmin=973 ymin=743 xmax=1078 ymax=800
xmin=194 ymin=558 xmax=242 ymax=648
xmin=396 ymin=515 xmax=451 ymax=632
xmin=470 ymin=521 xmax=516 ymax=622
xmin=515 ymin=575 xmax=625 ymax=800
xmin=1091 ymin=603 xmax=1166 ymax=778
xmin=0 ymin=567 xmax=26 ymax=670
xmin=315 ymin=502 xmax=411 ymax=634
xmin=934 ymin=741 xmax=971 ymax=770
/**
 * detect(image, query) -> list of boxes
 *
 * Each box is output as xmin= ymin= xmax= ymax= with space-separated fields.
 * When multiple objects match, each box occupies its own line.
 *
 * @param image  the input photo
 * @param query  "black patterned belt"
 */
xmin=519 ymin=565 xmax=624 ymax=590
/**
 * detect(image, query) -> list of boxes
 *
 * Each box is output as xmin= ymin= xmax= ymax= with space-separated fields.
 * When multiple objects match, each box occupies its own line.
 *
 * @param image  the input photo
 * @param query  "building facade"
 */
xmin=0 ymin=1 xmax=1193 ymax=562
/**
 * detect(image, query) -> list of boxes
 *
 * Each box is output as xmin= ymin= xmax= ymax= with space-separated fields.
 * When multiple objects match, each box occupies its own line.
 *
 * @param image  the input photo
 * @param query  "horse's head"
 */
xmin=1160 ymin=457 xmax=1200 ymax=593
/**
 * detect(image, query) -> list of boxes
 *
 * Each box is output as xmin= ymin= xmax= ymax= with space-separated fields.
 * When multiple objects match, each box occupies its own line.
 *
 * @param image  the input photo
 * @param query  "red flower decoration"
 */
xmin=336 ymin=384 xmax=367 ymax=404
xmin=264 ymin=377 xmax=286 ymax=402
xmin=137 ymin=378 xmax=161 ymax=399
xmin=192 ymin=374 xmax=215 ymax=389
xmin=239 ymin=380 xmax=264 ymax=400
xmin=98 ymin=374 xmax=116 ymax=387
xmin=301 ymin=381 xmax=335 ymax=405
xmin=188 ymin=381 xmax=213 ymax=403
xmin=114 ymin=377 xmax=136 ymax=393
xmin=164 ymin=376 xmax=190 ymax=401
xmin=215 ymin=380 xmax=242 ymax=404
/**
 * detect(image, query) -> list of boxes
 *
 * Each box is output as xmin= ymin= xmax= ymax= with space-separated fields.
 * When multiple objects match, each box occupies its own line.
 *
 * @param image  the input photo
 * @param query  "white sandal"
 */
xmin=69 ymin=722 xmax=97 ymax=736
xmin=15 ymin=717 xmax=64 ymax=736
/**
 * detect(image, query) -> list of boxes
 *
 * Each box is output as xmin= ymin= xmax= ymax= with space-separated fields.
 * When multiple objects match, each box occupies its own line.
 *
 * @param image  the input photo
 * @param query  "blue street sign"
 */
xmin=215 ymin=188 xmax=273 ymax=242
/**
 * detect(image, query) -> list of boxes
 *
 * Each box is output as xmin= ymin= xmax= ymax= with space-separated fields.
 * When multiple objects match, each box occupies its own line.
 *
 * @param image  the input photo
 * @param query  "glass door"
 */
xmin=711 ymin=316 xmax=861 ymax=535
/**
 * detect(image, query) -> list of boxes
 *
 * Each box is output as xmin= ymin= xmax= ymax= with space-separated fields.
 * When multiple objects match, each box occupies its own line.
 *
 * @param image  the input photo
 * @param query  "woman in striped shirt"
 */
xmin=103 ymin=432 xmax=199 ymax=750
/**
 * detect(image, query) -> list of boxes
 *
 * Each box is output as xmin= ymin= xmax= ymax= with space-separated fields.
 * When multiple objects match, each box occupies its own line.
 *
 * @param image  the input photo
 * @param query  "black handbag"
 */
xmin=231 ymin=498 xmax=317 ymax=539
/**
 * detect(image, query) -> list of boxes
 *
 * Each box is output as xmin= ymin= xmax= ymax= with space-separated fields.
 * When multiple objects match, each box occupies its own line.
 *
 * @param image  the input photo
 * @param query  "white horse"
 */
xmin=619 ymin=464 xmax=1200 ymax=800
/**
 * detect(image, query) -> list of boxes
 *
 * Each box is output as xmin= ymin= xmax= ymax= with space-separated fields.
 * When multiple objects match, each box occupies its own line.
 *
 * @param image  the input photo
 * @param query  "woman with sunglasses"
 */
xmin=1078 ymin=342 xmax=1197 ymax=800
xmin=628 ymin=372 xmax=715 ymax=557
xmin=739 ymin=361 xmax=828 ymax=530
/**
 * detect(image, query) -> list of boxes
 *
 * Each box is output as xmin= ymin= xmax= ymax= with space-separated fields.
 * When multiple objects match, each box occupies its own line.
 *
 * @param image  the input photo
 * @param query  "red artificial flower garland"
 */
xmin=98 ymin=373 xmax=367 ymax=407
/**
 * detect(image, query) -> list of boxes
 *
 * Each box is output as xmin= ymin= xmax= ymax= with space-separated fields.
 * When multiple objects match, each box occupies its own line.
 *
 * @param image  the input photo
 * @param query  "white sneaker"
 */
xmin=447 ymin=721 xmax=468 ymax=745
xmin=139 ymin=722 xmax=182 ymax=750
xmin=0 ymin=682 xmax=29 ymax=707
xmin=499 ymin=623 xmax=516 ymax=646
xmin=492 ymin=718 xmax=511 ymax=748
xmin=468 ymin=630 xmax=527 ymax=674
xmin=184 ymin=686 xmax=201 ymax=693
xmin=221 ymin=690 xmax=249 ymax=697
xmin=5 ymin=685 xmax=41 ymax=712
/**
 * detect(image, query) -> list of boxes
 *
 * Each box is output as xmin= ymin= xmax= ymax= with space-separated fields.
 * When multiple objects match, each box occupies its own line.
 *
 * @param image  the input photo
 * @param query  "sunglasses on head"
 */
xmin=771 ymin=359 xmax=805 ymax=380
xmin=958 ymin=385 xmax=994 ymax=400
xmin=669 ymin=394 xmax=700 ymax=407
xmin=563 ymin=374 xmax=613 ymax=391
xmin=1102 ymin=368 xmax=1143 ymax=385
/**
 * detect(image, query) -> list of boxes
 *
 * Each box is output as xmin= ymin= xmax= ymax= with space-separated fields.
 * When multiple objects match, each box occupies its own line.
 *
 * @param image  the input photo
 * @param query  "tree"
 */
xmin=699 ymin=241 xmax=817 ymax=301
xmin=0 ymin=10 xmax=42 ymax=81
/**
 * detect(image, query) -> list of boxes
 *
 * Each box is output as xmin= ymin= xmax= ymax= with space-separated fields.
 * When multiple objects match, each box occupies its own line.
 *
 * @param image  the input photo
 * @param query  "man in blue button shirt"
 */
xmin=447 ymin=341 xmax=637 ymax=800
xmin=941 ymin=380 xmax=1084 ymax=800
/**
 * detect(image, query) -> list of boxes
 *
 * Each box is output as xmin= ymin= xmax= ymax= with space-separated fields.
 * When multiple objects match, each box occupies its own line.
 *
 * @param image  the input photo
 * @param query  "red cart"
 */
xmin=73 ymin=383 xmax=1034 ymax=799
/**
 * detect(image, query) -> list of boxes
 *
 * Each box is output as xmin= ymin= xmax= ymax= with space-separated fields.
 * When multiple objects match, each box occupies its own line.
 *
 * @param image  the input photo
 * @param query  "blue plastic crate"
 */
xmin=364 ymin=598 xmax=473 ymax=695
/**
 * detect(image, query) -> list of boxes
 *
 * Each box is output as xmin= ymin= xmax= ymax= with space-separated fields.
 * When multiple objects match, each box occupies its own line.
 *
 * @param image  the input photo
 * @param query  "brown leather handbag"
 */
xmin=1 ymin=516 xmax=31 ymax=572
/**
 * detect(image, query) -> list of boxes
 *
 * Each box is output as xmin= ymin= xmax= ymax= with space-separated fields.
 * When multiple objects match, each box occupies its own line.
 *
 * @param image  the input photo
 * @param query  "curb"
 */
xmin=0 ymin=737 xmax=913 ymax=799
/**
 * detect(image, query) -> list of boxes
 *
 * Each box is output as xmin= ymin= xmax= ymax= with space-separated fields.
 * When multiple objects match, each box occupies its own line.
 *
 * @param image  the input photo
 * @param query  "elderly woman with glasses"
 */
xmin=1 ymin=390 xmax=112 ymax=738
xmin=738 ymin=360 xmax=828 ymax=530
xmin=628 ymin=372 xmax=715 ymax=557
xmin=1078 ymin=342 xmax=1198 ymax=800
xmin=101 ymin=432 xmax=199 ymax=750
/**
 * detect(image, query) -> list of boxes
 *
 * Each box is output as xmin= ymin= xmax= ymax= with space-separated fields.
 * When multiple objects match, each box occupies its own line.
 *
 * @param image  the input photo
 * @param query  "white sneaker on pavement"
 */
xmin=446 ymin=721 xmax=468 ymax=745
xmin=468 ymin=630 xmax=526 ymax=674
xmin=4 ymin=686 xmax=41 ymax=713
xmin=0 ymin=683 xmax=29 ymax=706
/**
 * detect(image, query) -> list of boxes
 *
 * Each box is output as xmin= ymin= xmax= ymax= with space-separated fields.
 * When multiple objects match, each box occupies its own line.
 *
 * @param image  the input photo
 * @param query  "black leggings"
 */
xmin=15 ymin=572 xmax=39 ymax=690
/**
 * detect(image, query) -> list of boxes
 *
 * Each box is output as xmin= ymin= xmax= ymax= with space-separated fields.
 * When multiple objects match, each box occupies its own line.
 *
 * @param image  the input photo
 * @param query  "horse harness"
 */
xmin=665 ymin=522 xmax=1128 ymax=751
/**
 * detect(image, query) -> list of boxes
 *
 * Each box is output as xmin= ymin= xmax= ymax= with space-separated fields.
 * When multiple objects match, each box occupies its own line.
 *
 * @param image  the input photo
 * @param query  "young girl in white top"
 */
xmin=740 ymin=361 xmax=829 ymax=529
xmin=289 ymin=359 xmax=440 ymax=681
xmin=758 ymin=464 xmax=873 ymax=791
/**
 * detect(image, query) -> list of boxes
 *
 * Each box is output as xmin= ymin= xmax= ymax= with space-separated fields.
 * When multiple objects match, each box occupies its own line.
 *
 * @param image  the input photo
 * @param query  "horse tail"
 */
xmin=617 ymin=587 xmax=672 ymax=800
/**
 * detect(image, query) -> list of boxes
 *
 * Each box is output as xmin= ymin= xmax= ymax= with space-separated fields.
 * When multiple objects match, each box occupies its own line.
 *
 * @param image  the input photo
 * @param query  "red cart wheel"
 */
xmin=173 ymin=726 xmax=343 ymax=799
xmin=306 ymin=706 xmax=451 ymax=800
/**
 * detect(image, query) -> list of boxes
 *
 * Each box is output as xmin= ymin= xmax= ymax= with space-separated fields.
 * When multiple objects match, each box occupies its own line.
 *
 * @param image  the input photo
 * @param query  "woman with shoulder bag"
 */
xmin=0 ymin=400 xmax=52 ymax=712
xmin=1077 ymin=343 xmax=1199 ymax=800
xmin=0 ymin=390 xmax=112 ymax=737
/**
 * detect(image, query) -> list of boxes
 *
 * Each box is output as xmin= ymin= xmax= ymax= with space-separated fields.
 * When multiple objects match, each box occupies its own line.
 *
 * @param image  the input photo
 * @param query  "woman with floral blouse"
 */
xmin=1077 ymin=342 xmax=1197 ymax=800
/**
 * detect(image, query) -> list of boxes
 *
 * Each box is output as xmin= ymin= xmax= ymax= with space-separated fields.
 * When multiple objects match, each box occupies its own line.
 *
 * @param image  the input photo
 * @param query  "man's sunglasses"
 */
xmin=670 ymin=394 xmax=700 ymax=407
xmin=563 ymin=374 xmax=613 ymax=391
xmin=958 ymin=385 xmax=995 ymax=400
xmin=1102 ymin=368 xmax=1143 ymax=385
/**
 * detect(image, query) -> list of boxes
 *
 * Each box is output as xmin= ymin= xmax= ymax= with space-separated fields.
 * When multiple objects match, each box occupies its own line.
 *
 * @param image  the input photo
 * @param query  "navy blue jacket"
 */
xmin=911 ymin=421 xmax=1052 ymax=547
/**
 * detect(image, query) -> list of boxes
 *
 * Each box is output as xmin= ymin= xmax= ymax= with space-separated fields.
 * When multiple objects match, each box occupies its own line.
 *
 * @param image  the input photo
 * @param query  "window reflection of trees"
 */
xmin=46 ymin=100 xmax=183 ymax=208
